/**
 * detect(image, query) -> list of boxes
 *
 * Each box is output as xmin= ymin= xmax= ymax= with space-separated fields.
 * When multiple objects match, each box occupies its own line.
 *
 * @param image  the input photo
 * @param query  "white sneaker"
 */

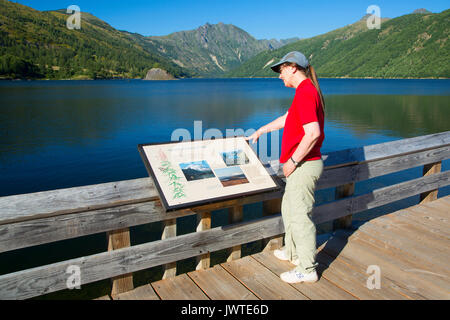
xmin=273 ymin=249 xmax=300 ymax=266
xmin=280 ymin=269 xmax=318 ymax=284
xmin=274 ymin=249 xmax=289 ymax=261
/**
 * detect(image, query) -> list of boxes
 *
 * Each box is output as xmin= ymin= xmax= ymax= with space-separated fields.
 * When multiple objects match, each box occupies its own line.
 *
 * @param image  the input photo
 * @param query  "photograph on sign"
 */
xmin=138 ymin=136 xmax=280 ymax=211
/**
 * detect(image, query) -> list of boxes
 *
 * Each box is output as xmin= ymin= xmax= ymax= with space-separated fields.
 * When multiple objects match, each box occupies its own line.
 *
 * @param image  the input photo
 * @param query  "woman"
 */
xmin=247 ymin=51 xmax=325 ymax=283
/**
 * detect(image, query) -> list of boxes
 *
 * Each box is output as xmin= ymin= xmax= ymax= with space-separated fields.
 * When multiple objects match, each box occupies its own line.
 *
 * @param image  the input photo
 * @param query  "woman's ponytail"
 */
xmin=283 ymin=61 xmax=326 ymax=113
xmin=306 ymin=65 xmax=325 ymax=113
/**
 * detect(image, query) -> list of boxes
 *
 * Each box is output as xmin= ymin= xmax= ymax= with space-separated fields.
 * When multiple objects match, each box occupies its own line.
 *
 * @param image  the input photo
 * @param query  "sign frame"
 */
xmin=138 ymin=136 xmax=281 ymax=212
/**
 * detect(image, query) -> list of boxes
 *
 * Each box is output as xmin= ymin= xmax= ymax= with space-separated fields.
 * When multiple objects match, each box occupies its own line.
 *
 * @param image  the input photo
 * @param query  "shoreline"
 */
xmin=1 ymin=76 xmax=449 ymax=81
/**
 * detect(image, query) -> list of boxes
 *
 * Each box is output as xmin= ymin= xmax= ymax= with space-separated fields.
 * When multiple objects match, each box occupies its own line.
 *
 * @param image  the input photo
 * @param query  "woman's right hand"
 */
xmin=246 ymin=129 xmax=262 ymax=144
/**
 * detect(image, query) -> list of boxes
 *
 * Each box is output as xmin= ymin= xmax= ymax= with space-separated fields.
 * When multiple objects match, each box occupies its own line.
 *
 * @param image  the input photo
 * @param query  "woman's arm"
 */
xmin=291 ymin=122 xmax=321 ymax=163
xmin=246 ymin=112 xmax=288 ymax=143
xmin=283 ymin=122 xmax=321 ymax=177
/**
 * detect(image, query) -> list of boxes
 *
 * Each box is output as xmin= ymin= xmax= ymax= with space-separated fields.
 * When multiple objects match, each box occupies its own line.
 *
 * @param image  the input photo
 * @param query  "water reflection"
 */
xmin=0 ymin=79 xmax=449 ymax=196
xmin=325 ymin=94 xmax=450 ymax=138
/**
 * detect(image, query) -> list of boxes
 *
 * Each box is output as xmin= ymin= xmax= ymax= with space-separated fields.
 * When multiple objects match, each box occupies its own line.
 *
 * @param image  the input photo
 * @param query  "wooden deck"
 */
xmin=98 ymin=195 xmax=449 ymax=301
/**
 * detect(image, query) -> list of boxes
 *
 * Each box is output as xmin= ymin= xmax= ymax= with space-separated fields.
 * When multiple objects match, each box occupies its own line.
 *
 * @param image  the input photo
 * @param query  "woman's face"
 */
xmin=279 ymin=65 xmax=296 ymax=88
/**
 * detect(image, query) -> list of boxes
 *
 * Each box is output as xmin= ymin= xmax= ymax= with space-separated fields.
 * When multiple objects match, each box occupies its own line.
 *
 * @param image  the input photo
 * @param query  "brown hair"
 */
xmin=282 ymin=62 xmax=326 ymax=112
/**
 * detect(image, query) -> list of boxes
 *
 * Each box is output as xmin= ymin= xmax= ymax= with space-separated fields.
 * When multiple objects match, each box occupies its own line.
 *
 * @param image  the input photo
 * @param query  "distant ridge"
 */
xmin=226 ymin=9 xmax=450 ymax=79
xmin=0 ymin=0 xmax=448 ymax=80
xmin=128 ymin=22 xmax=299 ymax=77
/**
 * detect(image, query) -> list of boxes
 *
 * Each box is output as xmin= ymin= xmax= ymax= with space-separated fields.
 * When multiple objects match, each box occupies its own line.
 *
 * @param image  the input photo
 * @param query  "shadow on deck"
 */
xmin=97 ymin=196 xmax=449 ymax=300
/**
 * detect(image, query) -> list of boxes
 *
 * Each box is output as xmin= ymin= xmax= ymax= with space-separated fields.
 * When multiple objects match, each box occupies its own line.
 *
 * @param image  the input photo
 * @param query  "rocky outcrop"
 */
xmin=144 ymin=68 xmax=177 ymax=80
xmin=413 ymin=8 xmax=432 ymax=14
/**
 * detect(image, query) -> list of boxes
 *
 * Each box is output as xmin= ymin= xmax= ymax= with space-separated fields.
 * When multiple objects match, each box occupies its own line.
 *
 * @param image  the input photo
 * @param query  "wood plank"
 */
xmin=152 ymin=274 xmax=209 ymax=300
xmin=0 ymin=192 xmax=282 ymax=253
xmin=358 ymin=220 xmax=450 ymax=266
xmin=162 ymin=219 xmax=177 ymax=279
xmin=0 ymin=178 xmax=157 ymax=225
xmin=2 ymin=147 xmax=447 ymax=239
xmin=328 ymin=231 xmax=450 ymax=299
xmin=187 ymin=265 xmax=258 ymax=300
xmin=356 ymin=217 xmax=450 ymax=276
xmin=0 ymin=146 xmax=447 ymax=251
xmin=2 ymin=132 xmax=448 ymax=225
xmin=196 ymin=212 xmax=211 ymax=270
xmin=340 ymin=228 xmax=450 ymax=281
xmin=348 ymin=171 xmax=450 ymax=214
xmin=113 ymin=284 xmax=160 ymax=300
xmin=107 ymin=228 xmax=134 ymax=297
xmin=252 ymin=251 xmax=357 ymax=300
xmin=273 ymin=144 xmax=450 ymax=189
xmin=410 ymin=205 xmax=450 ymax=222
xmin=440 ymin=196 xmax=450 ymax=205
xmin=262 ymin=198 xmax=283 ymax=251
xmin=317 ymin=145 xmax=450 ymax=190
xmin=0 ymin=199 xmax=181 ymax=253
xmin=368 ymin=215 xmax=450 ymax=256
xmin=316 ymin=248 xmax=408 ymax=300
xmin=93 ymin=295 xmax=111 ymax=300
xmin=357 ymin=131 xmax=450 ymax=163
xmin=381 ymin=210 xmax=449 ymax=240
xmin=389 ymin=205 xmax=450 ymax=237
xmin=221 ymin=256 xmax=309 ymax=300
xmin=321 ymin=131 xmax=450 ymax=168
xmin=334 ymin=183 xmax=355 ymax=229
xmin=313 ymin=170 xmax=450 ymax=225
xmin=4 ymin=166 xmax=446 ymax=254
xmin=420 ymin=162 xmax=442 ymax=203
xmin=395 ymin=205 xmax=450 ymax=234
xmin=2 ymin=195 xmax=449 ymax=299
xmin=418 ymin=199 xmax=450 ymax=218
xmin=319 ymin=234 xmax=425 ymax=300
xmin=0 ymin=214 xmax=285 ymax=300
xmin=227 ymin=206 xmax=243 ymax=262
xmin=375 ymin=209 xmax=449 ymax=240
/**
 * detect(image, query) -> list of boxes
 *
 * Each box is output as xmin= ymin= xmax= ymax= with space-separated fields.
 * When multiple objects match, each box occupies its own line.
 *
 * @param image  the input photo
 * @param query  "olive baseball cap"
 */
xmin=270 ymin=51 xmax=309 ymax=73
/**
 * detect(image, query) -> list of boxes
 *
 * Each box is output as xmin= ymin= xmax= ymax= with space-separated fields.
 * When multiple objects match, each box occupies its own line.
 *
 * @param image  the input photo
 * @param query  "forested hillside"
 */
xmin=0 ymin=0 xmax=187 ymax=79
xmin=227 ymin=10 xmax=450 ymax=78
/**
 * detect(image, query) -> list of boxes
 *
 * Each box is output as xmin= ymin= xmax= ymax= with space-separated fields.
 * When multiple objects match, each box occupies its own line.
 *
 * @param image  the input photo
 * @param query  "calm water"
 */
xmin=0 ymin=78 xmax=449 ymax=298
xmin=1 ymin=78 xmax=449 ymax=196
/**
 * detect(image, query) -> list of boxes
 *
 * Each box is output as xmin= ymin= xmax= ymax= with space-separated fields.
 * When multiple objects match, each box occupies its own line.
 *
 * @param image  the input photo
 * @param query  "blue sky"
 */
xmin=13 ymin=0 xmax=450 ymax=39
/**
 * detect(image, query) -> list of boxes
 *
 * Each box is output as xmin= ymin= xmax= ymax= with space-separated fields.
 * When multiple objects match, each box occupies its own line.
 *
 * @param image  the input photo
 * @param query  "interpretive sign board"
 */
xmin=138 ymin=136 xmax=281 ymax=212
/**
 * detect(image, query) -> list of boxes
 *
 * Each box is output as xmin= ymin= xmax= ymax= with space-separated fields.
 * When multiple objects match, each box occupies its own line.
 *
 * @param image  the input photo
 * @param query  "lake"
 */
xmin=0 ymin=78 xmax=449 ymax=298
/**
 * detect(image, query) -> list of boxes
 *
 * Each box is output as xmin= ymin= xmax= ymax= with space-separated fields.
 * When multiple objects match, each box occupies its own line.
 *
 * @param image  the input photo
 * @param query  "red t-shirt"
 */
xmin=280 ymin=78 xmax=325 ymax=164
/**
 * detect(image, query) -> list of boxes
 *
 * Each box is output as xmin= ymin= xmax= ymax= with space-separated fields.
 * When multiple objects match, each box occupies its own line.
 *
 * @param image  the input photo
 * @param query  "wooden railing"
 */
xmin=0 ymin=131 xmax=449 ymax=300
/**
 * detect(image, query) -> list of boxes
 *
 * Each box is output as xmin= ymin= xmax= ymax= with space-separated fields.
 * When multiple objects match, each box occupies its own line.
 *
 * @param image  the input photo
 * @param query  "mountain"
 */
xmin=128 ymin=23 xmax=299 ymax=77
xmin=226 ymin=9 xmax=450 ymax=79
xmin=1 ymin=0 xmax=447 ymax=80
xmin=0 ymin=0 xmax=298 ymax=79
xmin=413 ymin=9 xmax=432 ymax=14
xmin=0 ymin=0 xmax=187 ymax=79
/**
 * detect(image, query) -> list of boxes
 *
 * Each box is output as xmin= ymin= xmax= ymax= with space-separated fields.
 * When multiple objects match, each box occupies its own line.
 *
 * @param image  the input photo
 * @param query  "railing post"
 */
xmin=420 ymin=161 xmax=442 ymax=203
xmin=107 ymin=228 xmax=134 ymax=297
xmin=227 ymin=205 xmax=243 ymax=262
xmin=196 ymin=212 xmax=211 ymax=270
xmin=333 ymin=182 xmax=355 ymax=230
xmin=162 ymin=219 xmax=177 ymax=279
xmin=262 ymin=198 xmax=283 ymax=251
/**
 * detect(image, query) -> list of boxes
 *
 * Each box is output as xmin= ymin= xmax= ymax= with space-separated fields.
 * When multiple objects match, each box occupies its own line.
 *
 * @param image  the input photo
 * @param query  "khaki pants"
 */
xmin=281 ymin=159 xmax=324 ymax=274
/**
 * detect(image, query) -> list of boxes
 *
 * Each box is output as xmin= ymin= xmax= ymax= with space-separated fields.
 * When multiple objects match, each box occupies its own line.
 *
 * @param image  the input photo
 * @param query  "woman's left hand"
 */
xmin=283 ymin=160 xmax=296 ymax=178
